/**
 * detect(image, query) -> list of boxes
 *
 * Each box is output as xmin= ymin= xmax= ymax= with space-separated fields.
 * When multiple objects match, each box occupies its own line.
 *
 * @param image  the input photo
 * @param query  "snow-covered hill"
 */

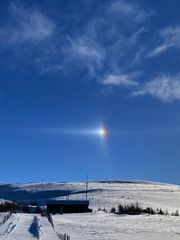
xmin=0 ymin=180 xmax=180 ymax=212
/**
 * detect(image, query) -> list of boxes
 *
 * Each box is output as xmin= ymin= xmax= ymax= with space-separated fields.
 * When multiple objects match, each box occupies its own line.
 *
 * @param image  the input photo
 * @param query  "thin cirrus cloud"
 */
xmin=0 ymin=2 xmax=56 ymax=45
xmin=108 ymin=0 xmax=147 ymax=24
xmin=132 ymin=74 xmax=180 ymax=102
xmin=0 ymin=0 xmax=147 ymax=76
xmin=64 ymin=0 xmax=148 ymax=78
xmin=101 ymin=74 xmax=139 ymax=87
xmin=1 ymin=1 xmax=180 ymax=103
xmin=149 ymin=26 xmax=180 ymax=57
xmin=64 ymin=36 xmax=105 ymax=76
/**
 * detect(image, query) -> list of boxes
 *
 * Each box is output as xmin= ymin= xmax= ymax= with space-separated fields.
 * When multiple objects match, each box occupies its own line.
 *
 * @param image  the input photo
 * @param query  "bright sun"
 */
xmin=99 ymin=127 xmax=107 ymax=138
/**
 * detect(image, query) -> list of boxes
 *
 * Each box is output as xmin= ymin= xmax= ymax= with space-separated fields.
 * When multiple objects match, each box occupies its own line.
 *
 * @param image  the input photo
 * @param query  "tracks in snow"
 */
xmin=0 ymin=213 xmax=60 ymax=240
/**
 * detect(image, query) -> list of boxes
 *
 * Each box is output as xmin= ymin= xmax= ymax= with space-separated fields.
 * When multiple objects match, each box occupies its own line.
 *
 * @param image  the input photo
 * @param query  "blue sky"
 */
xmin=1 ymin=0 xmax=180 ymax=184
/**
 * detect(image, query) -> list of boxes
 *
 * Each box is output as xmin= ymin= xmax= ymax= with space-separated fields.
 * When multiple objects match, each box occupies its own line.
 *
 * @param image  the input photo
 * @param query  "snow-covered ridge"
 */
xmin=0 ymin=180 xmax=179 ymax=212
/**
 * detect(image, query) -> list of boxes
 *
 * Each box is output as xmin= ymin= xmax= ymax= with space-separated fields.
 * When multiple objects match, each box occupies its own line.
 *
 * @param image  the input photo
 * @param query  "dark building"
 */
xmin=47 ymin=200 xmax=92 ymax=214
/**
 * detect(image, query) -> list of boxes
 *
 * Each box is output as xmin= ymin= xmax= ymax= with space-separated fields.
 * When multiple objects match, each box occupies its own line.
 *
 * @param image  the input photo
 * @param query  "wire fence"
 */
xmin=58 ymin=233 xmax=71 ymax=240
xmin=0 ymin=211 xmax=12 ymax=226
xmin=46 ymin=212 xmax=70 ymax=240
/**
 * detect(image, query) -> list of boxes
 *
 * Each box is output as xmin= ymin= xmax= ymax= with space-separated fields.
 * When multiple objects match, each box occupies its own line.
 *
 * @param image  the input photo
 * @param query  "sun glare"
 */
xmin=99 ymin=127 xmax=107 ymax=138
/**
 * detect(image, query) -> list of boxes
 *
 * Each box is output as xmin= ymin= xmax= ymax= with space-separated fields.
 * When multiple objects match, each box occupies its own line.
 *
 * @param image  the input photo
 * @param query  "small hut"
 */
xmin=47 ymin=200 xmax=92 ymax=214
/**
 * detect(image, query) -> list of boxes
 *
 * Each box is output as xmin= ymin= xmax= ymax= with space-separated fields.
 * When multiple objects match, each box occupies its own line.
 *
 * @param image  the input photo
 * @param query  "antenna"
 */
xmin=66 ymin=191 xmax=70 ymax=200
xmin=66 ymin=186 xmax=70 ymax=200
xmin=86 ymin=174 xmax=88 ymax=202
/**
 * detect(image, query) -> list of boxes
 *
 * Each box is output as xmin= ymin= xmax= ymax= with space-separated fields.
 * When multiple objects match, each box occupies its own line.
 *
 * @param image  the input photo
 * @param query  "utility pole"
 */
xmin=86 ymin=174 xmax=88 ymax=202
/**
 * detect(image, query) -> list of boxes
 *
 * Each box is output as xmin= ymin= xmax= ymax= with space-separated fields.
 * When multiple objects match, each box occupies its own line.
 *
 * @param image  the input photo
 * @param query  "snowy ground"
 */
xmin=53 ymin=212 xmax=180 ymax=240
xmin=0 ymin=212 xmax=179 ymax=240
xmin=0 ymin=213 xmax=60 ymax=240
xmin=0 ymin=180 xmax=180 ymax=239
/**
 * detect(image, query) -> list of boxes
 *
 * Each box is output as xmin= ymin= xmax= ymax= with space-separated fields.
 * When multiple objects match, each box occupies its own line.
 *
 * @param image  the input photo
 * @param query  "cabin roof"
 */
xmin=47 ymin=200 xmax=89 ymax=205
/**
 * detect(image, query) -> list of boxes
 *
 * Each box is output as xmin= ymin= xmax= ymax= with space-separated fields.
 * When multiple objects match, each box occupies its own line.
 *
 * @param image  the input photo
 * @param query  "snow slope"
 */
xmin=53 ymin=212 xmax=180 ymax=240
xmin=0 ymin=213 xmax=60 ymax=240
xmin=0 ymin=214 xmax=35 ymax=240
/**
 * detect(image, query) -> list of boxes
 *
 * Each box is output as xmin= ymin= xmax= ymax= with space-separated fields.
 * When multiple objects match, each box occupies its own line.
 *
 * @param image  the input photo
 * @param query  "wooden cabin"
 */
xmin=47 ymin=200 xmax=92 ymax=214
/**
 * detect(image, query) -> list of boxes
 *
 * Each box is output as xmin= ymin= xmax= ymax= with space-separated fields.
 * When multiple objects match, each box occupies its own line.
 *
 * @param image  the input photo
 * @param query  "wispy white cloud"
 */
xmin=149 ymin=26 xmax=180 ymax=57
xmin=101 ymin=73 xmax=138 ymax=87
xmin=131 ymin=46 xmax=147 ymax=66
xmin=65 ymin=36 xmax=105 ymax=75
xmin=39 ymin=64 xmax=64 ymax=74
xmin=0 ymin=2 xmax=56 ymax=45
xmin=108 ymin=0 xmax=147 ymax=23
xmin=132 ymin=74 xmax=180 ymax=102
xmin=64 ymin=0 xmax=149 ymax=78
xmin=4 ymin=1 xmax=180 ymax=104
xmin=130 ymin=27 xmax=146 ymax=45
xmin=0 ymin=0 xmax=149 ymax=77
